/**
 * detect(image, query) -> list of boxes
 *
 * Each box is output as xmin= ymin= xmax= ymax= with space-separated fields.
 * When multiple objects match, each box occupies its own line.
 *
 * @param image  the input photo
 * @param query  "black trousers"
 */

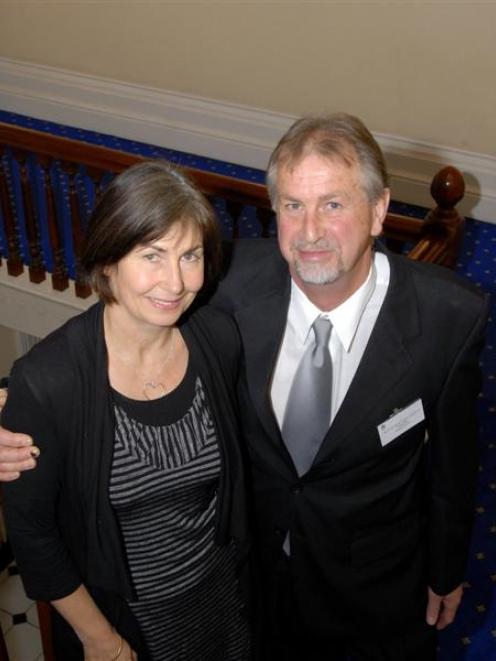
xmin=261 ymin=551 xmax=438 ymax=661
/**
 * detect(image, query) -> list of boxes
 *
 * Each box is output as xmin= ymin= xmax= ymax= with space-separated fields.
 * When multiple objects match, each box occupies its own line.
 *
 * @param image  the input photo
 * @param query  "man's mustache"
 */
xmin=291 ymin=239 xmax=339 ymax=252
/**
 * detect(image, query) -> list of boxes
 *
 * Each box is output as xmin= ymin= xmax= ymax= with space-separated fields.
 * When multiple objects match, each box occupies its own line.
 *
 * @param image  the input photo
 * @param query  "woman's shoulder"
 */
xmin=10 ymin=304 xmax=101 ymax=396
xmin=14 ymin=325 xmax=70 ymax=376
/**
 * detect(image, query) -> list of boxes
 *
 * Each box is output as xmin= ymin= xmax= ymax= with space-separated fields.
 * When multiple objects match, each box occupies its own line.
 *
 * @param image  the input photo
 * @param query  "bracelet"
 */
xmin=110 ymin=635 xmax=123 ymax=661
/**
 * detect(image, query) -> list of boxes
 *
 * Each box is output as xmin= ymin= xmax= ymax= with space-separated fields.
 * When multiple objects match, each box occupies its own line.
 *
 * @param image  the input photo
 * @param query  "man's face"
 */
xmin=275 ymin=152 xmax=389 ymax=303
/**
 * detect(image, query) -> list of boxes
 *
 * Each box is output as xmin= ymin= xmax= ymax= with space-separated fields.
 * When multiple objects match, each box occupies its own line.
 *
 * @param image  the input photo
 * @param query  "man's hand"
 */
xmin=0 ymin=389 xmax=39 ymax=481
xmin=0 ymin=426 xmax=39 ymax=481
xmin=426 ymin=584 xmax=463 ymax=630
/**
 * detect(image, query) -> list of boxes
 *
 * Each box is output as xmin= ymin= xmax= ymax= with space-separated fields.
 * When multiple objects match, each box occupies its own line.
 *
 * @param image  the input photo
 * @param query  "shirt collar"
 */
xmin=288 ymin=253 xmax=380 ymax=351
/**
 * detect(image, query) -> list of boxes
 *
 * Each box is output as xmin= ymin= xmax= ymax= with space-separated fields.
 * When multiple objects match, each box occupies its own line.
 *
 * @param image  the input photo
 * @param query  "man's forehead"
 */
xmin=277 ymin=151 xmax=362 ymax=190
xmin=279 ymin=148 xmax=360 ymax=178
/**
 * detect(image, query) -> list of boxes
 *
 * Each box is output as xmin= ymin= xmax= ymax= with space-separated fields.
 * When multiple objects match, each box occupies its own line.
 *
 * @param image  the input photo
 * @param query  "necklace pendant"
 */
xmin=143 ymin=381 xmax=167 ymax=400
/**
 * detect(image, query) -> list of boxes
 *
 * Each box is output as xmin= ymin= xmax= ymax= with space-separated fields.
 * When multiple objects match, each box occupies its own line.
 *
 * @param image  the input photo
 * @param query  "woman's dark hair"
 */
xmin=81 ymin=160 xmax=221 ymax=303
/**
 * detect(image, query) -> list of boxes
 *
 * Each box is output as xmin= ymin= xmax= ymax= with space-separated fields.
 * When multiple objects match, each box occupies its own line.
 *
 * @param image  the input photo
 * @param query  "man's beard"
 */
xmin=292 ymin=241 xmax=343 ymax=285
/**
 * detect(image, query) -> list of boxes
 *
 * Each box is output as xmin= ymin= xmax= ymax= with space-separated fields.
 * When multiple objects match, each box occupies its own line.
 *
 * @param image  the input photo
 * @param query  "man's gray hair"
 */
xmin=266 ymin=113 xmax=389 ymax=208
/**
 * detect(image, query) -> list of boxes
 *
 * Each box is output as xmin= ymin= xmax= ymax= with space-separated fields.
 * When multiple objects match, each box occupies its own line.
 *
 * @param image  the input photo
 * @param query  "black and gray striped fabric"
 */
xmin=109 ymin=366 xmax=250 ymax=660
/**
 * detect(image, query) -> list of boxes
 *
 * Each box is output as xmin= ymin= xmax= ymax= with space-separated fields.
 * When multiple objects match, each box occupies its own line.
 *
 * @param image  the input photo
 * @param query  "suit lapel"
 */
xmin=314 ymin=252 xmax=422 ymax=464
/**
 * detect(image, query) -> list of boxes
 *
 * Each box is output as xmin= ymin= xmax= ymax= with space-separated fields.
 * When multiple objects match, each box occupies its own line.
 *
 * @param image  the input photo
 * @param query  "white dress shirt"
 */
xmin=271 ymin=251 xmax=391 ymax=429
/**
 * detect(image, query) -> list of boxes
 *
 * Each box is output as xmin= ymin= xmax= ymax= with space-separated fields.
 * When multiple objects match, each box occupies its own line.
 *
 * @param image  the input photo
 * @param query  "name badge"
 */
xmin=377 ymin=399 xmax=425 ymax=447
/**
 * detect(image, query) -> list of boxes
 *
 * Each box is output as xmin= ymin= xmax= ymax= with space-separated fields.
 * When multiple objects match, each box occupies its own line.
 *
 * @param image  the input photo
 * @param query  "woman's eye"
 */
xmin=182 ymin=252 xmax=201 ymax=263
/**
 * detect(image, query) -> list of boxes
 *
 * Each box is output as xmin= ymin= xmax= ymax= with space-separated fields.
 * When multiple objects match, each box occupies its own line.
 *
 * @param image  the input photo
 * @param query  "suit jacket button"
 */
xmin=291 ymin=484 xmax=303 ymax=494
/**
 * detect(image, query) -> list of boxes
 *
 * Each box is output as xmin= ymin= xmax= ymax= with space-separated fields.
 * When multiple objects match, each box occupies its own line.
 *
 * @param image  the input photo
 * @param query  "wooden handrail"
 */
xmin=0 ymin=122 xmax=466 ymax=298
xmin=0 ymin=122 xmax=270 ymax=207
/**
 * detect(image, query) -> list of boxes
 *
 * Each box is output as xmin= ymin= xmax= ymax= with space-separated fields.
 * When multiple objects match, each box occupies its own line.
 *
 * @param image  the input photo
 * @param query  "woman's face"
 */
xmin=105 ymin=220 xmax=204 ymax=332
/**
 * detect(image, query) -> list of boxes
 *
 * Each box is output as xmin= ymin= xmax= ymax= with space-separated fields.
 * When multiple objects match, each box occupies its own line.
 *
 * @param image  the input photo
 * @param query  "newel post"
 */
xmin=423 ymin=166 xmax=465 ymax=268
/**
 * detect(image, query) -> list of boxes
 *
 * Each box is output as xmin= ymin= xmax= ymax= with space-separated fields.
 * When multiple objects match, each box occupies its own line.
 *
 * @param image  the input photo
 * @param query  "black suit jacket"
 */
xmin=212 ymin=238 xmax=489 ymax=637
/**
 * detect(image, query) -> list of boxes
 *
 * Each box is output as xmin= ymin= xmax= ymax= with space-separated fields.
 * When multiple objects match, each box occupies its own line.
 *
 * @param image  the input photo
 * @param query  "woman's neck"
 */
xmin=103 ymin=304 xmax=175 ymax=362
xmin=103 ymin=304 xmax=188 ymax=401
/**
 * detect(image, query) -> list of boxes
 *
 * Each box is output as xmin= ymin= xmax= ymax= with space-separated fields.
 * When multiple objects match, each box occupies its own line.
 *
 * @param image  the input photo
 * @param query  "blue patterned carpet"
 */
xmin=438 ymin=220 xmax=496 ymax=661
xmin=0 ymin=110 xmax=495 ymax=659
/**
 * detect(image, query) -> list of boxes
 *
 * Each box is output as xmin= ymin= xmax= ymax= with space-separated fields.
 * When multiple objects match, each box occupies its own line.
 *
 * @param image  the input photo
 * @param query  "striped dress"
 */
xmin=109 ymin=361 xmax=251 ymax=660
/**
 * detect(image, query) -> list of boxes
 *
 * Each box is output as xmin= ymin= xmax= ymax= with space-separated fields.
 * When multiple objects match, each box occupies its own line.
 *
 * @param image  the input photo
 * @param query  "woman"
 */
xmin=2 ymin=161 xmax=251 ymax=660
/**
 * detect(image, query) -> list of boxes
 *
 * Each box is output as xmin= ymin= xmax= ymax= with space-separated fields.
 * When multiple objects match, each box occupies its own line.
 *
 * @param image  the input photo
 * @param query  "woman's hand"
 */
xmin=51 ymin=586 xmax=138 ymax=661
xmin=83 ymin=631 xmax=137 ymax=660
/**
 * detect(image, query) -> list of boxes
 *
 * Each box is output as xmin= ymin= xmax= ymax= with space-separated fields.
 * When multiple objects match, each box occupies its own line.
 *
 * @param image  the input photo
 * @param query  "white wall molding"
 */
xmin=1 ymin=56 xmax=495 ymax=223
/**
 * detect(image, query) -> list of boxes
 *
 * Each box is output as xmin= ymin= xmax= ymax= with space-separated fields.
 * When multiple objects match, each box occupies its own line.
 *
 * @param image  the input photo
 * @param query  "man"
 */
xmin=0 ymin=114 xmax=489 ymax=660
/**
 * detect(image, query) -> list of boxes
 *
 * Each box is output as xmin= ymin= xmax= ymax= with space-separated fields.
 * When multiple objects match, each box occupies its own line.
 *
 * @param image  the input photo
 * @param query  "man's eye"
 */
xmin=143 ymin=253 xmax=159 ymax=262
xmin=285 ymin=203 xmax=301 ymax=211
xmin=325 ymin=201 xmax=342 ymax=210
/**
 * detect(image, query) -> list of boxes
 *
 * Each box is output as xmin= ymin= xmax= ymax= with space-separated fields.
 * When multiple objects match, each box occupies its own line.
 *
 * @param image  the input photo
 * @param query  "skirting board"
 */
xmin=0 ymin=56 xmax=495 ymax=224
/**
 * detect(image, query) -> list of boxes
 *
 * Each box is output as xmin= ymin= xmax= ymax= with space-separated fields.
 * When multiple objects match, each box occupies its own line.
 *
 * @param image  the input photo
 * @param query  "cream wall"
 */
xmin=0 ymin=1 xmax=494 ymax=158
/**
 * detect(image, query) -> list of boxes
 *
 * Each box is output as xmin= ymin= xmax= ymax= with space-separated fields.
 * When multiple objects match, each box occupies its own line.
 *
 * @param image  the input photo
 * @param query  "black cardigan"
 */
xmin=2 ymin=302 xmax=249 ymax=607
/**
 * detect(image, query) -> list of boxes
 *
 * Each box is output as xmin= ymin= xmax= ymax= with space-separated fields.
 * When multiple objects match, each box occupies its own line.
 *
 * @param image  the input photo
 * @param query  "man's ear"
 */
xmin=371 ymin=188 xmax=391 ymax=238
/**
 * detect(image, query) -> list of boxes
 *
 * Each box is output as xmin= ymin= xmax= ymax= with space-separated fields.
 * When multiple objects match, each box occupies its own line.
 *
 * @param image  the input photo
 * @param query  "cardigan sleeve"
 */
xmin=2 ymin=360 xmax=82 ymax=601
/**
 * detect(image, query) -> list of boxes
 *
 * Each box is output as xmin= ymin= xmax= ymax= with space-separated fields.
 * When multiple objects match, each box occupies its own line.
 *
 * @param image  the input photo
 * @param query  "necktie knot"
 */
xmin=312 ymin=317 xmax=332 ymax=368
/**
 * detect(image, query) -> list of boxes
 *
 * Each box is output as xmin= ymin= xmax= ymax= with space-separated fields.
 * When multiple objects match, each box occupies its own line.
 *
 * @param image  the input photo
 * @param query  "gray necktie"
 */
xmin=282 ymin=317 xmax=333 ymax=476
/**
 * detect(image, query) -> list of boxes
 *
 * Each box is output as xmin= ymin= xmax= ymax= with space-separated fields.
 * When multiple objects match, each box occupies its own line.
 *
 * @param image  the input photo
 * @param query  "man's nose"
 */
xmin=302 ymin=209 xmax=321 ymax=241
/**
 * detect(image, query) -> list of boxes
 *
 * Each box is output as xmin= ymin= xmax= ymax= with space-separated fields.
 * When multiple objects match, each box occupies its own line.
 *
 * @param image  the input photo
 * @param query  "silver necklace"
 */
xmin=142 ymin=329 xmax=176 ymax=400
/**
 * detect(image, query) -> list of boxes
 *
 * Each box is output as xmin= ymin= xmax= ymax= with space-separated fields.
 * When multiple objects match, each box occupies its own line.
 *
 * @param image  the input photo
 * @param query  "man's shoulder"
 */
xmin=388 ymin=252 xmax=489 ymax=329
xmin=215 ymin=238 xmax=288 ymax=303
xmin=223 ymin=238 xmax=282 ymax=275
xmin=209 ymin=239 xmax=288 ymax=313
xmin=186 ymin=304 xmax=238 ymax=337
xmin=183 ymin=305 xmax=241 ymax=357
xmin=391 ymin=252 xmax=486 ymax=304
